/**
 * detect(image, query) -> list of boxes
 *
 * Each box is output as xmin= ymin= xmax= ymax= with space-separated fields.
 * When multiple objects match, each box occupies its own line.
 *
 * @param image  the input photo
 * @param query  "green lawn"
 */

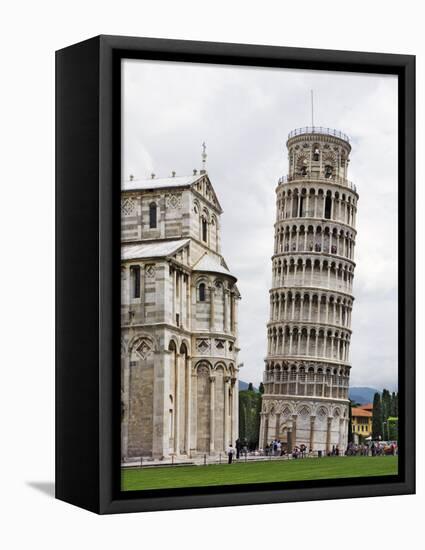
xmin=121 ymin=455 xmax=398 ymax=491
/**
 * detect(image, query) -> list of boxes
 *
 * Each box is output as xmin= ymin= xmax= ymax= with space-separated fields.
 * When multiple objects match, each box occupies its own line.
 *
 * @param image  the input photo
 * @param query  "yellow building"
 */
xmin=351 ymin=404 xmax=373 ymax=438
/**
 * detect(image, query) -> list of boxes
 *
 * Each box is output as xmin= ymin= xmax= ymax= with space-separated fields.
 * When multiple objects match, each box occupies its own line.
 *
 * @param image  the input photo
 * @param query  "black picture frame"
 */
xmin=56 ymin=35 xmax=415 ymax=514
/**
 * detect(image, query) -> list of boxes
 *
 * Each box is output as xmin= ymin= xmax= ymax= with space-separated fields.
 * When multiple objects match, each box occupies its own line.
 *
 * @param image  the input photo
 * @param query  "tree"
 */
xmin=348 ymin=399 xmax=360 ymax=443
xmin=348 ymin=400 xmax=354 ymax=443
xmin=390 ymin=392 xmax=398 ymax=417
xmin=372 ymin=392 xmax=382 ymax=439
xmin=387 ymin=416 xmax=398 ymax=441
xmin=259 ymin=382 xmax=265 ymax=394
xmin=239 ymin=388 xmax=262 ymax=449
xmin=381 ymin=389 xmax=391 ymax=422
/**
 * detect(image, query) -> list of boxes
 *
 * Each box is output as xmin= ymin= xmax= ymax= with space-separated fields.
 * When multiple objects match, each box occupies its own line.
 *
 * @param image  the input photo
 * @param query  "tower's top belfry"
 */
xmin=284 ymin=127 xmax=354 ymax=190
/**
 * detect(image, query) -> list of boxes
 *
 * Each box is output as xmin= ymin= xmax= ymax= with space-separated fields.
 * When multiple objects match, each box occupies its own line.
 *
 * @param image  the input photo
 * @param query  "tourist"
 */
xmin=276 ymin=440 xmax=281 ymax=455
xmin=227 ymin=444 xmax=235 ymax=464
xmin=235 ymin=438 xmax=241 ymax=459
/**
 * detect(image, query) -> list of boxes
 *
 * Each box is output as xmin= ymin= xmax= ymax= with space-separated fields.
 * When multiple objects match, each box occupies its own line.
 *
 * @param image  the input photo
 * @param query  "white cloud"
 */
xmin=123 ymin=60 xmax=398 ymax=391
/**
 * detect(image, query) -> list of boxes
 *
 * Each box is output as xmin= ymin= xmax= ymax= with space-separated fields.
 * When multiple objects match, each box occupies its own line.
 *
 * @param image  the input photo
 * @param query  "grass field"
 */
xmin=121 ymin=455 xmax=398 ymax=491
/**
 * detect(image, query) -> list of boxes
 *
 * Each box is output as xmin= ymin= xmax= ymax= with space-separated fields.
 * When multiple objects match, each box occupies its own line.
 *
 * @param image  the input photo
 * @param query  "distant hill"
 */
xmin=239 ymin=383 xmax=380 ymax=403
xmin=349 ymin=387 xmax=380 ymax=405
xmin=239 ymin=380 xmax=258 ymax=392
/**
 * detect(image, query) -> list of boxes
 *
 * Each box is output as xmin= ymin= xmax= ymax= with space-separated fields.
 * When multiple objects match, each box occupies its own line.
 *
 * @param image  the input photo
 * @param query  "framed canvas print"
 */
xmin=56 ymin=35 xmax=415 ymax=514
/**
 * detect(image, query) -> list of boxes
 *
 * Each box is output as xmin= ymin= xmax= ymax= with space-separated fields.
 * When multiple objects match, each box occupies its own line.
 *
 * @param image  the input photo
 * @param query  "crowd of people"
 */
xmin=226 ymin=439 xmax=398 ymax=463
xmin=345 ymin=441 xmax=398 ymax=456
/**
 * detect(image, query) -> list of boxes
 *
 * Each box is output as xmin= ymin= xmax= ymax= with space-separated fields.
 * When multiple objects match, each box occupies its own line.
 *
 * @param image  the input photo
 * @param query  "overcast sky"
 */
xmin=122 ymin=59 xmax=398 ymax=392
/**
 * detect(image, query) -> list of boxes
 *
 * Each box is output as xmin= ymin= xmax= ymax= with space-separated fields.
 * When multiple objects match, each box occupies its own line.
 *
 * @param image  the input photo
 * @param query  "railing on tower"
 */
xmin=288 ymin=126 xmax=350 ymax=143
xmin=278 ymin=174 xmax=357 ymax=193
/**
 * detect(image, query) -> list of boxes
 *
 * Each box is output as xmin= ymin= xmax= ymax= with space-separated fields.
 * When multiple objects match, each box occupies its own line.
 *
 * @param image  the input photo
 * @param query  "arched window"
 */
xmin=199 ymin=283 xmax=206 ymax=302
xmin=149 ymin=202 xmax=157 ymax=228
xmin=202 ymin=218 xmax=207 ymax=242
xmin=325 ymin=195 xmax=332 ymax=219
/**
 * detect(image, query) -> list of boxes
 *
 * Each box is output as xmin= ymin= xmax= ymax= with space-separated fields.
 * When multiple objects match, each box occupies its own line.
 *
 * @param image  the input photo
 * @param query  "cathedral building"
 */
xmin=259 ymin=127 xmax=359 ymax=454
xmin=120 ymin=152 xmax=240 ymax=461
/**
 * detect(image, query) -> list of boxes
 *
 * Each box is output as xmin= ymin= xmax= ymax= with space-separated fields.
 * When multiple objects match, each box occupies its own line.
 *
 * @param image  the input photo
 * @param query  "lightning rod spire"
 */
xmin=311 ymin=89 xmax=314 ymax=127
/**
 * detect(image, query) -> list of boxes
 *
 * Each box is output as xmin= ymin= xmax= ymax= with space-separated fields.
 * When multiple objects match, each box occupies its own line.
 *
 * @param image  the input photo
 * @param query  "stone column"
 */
xmin=263 ymin=414 xmax=269 ymax=448
xmin=291 ymin=414 xmax=298 ymax=449
xmin=230 ymin=292 xmax=235 ymax=332
xmin=326 ymin=417 xmax=333 ymax=454
xmin=209 ymin=376 xmax=216 ymax=454
xmin=185 ymin=356 xmax=192 ymax=456
xmin=339 ymin=417 xmax=345 ymax=448
xmin=209 ymin=285 xmax=215 ymax=330
xmin=224 ymin=376 xmax=230 ymax=448
xmin=186 ymin=275 xmax=191 ymax=329
xmin=179 ymin=271 xmax=183 ymax=328
xmin=231 ymin=377 xmax=238 ymax=444
xmin=309 ymin=415 xmax=316 ymax=451
xmin=275 ymin=413 xmax=281 ymax=439
xmin=172 ymin=268 xmax=176 ymax=321
xmin=259 ymin=412 xmax=266 ymax=450
xmin=174 ymin=352 xmax=181 ymax=455
xmin=224 ymin=289 xmax=229 ymax=332
xmin=121 ymin=349 xmax=130 ymax=460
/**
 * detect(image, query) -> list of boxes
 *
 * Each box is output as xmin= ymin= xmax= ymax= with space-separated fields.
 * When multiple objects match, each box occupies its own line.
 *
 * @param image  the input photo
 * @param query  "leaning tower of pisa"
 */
xmin=259 ymin=127 xmax=358 ymax=454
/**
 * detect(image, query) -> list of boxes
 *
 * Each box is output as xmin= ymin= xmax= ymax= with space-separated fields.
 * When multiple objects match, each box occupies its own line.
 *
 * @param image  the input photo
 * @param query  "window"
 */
xmin=176 ymin=313 xmax=180 ymax=327
xmin=325 ymin=195 xmax=332 ymax=219
xmin=202 ymin=218 xmax=207 ymax=242
xmin=130 ymin=265 xmax=141 ymax=298
xmin=299 ymin=195 xmax=305 ymax=217
xmin=313 ymin=147 xmax=320 ymax=161
xmin=199 ymin=283 xmax=206 ymax=302
xmin=149 ymin=202 xmax=157 ymax=228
